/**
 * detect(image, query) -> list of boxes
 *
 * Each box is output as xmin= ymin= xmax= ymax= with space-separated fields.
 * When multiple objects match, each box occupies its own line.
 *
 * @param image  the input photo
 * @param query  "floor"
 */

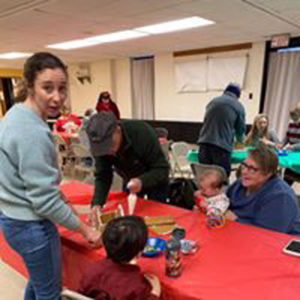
xmin=1 ymin=153 xmax=300 ymax=299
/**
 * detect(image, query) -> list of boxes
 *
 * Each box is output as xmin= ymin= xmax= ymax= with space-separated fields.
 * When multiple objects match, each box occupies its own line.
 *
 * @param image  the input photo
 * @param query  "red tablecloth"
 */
xmin=0 ymin=181 xmax=95 ymax=276
xmin=60 ymin=181 xmax=94 ymax=205
xmin=2 ymin=192 xmax=300 ymax=300
xmin=59 ymin=181 xmax=124 ymax=206
xmin=58 ymin=196 xmax=300 ymax=300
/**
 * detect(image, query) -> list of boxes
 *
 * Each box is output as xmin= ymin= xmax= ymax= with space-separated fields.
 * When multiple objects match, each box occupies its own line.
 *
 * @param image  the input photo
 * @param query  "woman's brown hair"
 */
xmin=248 ymin=145 xmax=278 ymax=176
xmin=245 ymin=114 xmax=269 ymax=146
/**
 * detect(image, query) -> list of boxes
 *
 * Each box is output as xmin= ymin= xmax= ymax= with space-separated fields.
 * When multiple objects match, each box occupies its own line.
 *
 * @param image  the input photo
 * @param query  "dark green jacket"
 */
xmin=92 ymin=120 xmax=169 ymax=206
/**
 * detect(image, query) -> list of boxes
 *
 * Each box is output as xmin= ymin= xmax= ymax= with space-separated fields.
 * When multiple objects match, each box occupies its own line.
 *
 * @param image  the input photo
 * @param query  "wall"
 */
xmin=113 ymin=58 xmax=132 ymax=119
xmin=70 ymin=42 xmax=265 ymax=123
xmin=68 ymin=60 xmax=113 ymax=115
xmin=155 ymin=42 xmax=265 ymax=123
xmin=69 ymin=58 xmax=133 ymax=118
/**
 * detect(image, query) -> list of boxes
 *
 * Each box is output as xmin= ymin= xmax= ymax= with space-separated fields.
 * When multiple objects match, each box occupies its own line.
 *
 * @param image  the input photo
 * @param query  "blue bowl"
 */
xmin=142 ymin=237 xmax=165 ymax=257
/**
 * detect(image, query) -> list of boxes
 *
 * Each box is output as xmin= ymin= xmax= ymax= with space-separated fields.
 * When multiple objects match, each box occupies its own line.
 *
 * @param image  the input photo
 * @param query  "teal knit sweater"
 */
xmin=0 ymin=104 xmax=79 ymax=230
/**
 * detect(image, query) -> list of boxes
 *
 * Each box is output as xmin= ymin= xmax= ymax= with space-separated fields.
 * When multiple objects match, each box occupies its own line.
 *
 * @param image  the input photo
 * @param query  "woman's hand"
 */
xmin=225 ymin=209 xmax=238 ymax=221
xmin=260 ymin=138 xmax=275 ymax=148
xmin=283 ymin=144 xmax=293 ymax=151
xmin=78 ymin=221 xmax=102 ymax=248
xmin=144 ymin=273 xmax=161 ymax=297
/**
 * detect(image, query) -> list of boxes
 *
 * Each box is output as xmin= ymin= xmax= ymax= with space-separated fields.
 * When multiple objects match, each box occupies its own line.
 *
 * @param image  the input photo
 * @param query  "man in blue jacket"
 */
xmin=197 ymin=83 xmax=246 ymax=176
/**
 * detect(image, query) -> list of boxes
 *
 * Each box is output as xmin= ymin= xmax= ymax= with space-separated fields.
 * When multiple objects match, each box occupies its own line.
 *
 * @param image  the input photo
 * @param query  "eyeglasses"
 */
xmin=240 ymin=162 xmax=260 ymax=174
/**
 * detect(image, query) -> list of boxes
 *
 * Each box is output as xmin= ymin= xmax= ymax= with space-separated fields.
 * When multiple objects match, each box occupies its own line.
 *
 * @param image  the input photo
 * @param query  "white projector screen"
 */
xmin=207 ymin=56 xmax=247 ymax=90
xmin=174 ymin=55 xmax=247 ymax=93
xmin=175 ymin=59 xmax=207 ymax=92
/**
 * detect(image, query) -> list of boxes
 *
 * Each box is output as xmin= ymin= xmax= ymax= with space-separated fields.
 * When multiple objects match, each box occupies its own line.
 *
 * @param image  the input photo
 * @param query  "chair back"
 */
xmin=170 ymin=142 xmax=193 ymax=177
xmin=61 ymin=289 xmax=93 ymax=300
xmin=69 ymin=144 xmax=95 ymax=180
xmin=160 ymin=142 xmax=170 ymax=161
xmin=52 ymin=133 xmax=72 ymax=173
xmin=71 ymin=143 xmax=93 ymax=159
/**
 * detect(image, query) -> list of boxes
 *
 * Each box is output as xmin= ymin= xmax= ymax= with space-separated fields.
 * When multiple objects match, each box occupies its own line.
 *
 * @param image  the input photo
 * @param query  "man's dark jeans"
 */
xmin=198 ymin=143 xmax=231 ymax=177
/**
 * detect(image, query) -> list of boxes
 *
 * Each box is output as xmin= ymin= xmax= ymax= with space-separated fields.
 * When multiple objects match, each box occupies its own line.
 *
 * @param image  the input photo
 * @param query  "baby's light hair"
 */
xmin=198 ymin=169 xmax=226 ymax=189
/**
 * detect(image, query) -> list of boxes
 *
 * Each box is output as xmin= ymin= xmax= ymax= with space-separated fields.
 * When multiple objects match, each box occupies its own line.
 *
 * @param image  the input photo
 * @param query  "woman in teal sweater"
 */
xmin=0 ymin=52 xmax=100 ymax=300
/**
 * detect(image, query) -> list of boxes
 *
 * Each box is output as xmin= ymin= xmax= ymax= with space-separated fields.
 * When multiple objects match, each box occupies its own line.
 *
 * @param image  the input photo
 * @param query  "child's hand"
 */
xmin=194 ymin=196 xmax=207 ymax=214
xmin=200 ymin=200 xmax=208 ymax=209
xmin=144 ymin=273 xmax=161 ymax=297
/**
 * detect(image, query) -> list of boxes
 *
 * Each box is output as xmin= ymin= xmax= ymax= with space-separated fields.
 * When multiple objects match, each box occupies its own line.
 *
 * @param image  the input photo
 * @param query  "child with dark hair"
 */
xmin=78 ymin=216 xmax=161 ymax=300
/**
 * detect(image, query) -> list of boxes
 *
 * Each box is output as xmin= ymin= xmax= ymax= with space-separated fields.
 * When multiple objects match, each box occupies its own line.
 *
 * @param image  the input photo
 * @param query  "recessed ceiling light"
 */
xmin=135 ymin=16 xmax=214 ymax=34
xmin=0 ymin=52 xmax=32 ymax=59
xmin=48 ymin=30 xmax=148 ymax=50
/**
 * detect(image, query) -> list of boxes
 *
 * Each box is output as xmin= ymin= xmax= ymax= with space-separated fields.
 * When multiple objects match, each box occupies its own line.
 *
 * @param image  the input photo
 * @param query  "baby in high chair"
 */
xmin=194 ymin=169 xmax=229 ymax=222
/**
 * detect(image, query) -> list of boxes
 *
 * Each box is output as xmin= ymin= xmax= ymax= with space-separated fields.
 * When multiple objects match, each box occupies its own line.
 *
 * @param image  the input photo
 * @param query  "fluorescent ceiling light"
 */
xmin=0 ymin=52 xmax=32 ymax=59
xmin=48 ymin=30 xmax=148 ymax=50
xmin=89 ymin=30 xmax=149 ymax=43
xmin=47 ymin=16 xmax=214 ymax=50
xmin=135 ymin=16 xmax=214 ymax=34
xmin=47 ymin=39 xmax=101 ymax=50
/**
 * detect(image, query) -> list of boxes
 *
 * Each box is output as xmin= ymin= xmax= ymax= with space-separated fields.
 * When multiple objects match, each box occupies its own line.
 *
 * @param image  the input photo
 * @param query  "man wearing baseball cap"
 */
xmin=86 ymin=112 xmax=169 ymax=220
xmin=197 ymin=83 xmax=246 ymax=176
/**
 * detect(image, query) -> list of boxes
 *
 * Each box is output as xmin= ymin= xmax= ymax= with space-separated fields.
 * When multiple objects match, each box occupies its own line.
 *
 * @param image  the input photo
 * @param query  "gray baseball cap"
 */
xmin=86 ymin=111 xmax=118 ymax=156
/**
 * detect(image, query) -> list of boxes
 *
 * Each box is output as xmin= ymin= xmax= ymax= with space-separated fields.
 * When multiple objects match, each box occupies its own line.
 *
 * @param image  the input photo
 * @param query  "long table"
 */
xmin=187 ymin=149 xmax=300 ymax=174
xmin=1 ymin=188 xmax=300 ymax=300
xmin=61 ymin=196 xmax=300 ymax=300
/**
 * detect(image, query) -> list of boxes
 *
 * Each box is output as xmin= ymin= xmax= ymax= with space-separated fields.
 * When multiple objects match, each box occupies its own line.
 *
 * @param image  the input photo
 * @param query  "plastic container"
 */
xmin=142 ymin=237 xmax=165 ymax=257
xmin=165 ymin=238 xmax=182 ymax=277
xmin=180 ymin=240 xmax=198 ymax=255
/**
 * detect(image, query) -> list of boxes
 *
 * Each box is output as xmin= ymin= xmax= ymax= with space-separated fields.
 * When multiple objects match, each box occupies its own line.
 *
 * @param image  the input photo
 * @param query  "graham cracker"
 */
xmin=144 ymin=216 xmax=175 ymax=226
xmin=149 ymin=224 xmax=177 ymax=235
